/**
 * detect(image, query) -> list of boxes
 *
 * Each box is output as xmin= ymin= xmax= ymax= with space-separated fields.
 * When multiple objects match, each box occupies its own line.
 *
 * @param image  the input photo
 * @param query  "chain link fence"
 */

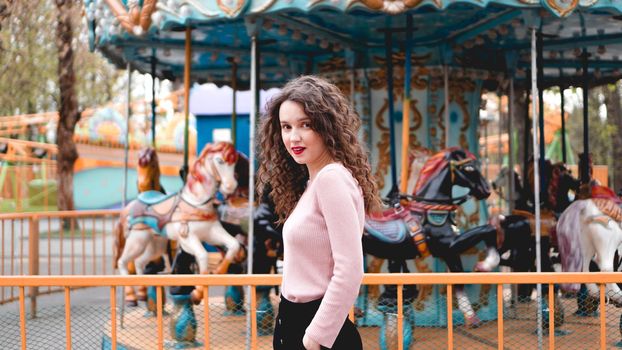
xmin=2 ymin=277 xmax=622 ymax=349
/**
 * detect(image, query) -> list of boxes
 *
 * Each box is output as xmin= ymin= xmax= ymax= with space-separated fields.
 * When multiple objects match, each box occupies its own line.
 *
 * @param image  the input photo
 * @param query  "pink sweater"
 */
xmin=281 ymin=163 xmax=365 ymax=348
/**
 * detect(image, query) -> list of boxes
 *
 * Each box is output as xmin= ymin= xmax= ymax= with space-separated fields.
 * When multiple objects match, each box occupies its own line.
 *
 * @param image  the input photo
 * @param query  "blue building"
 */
xmin=190 ymin=84 xmax=280 ymax=157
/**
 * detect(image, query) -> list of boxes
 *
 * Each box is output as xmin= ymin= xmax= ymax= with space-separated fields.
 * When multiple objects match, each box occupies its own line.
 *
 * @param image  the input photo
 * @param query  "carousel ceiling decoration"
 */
xmin=86 ymin=0 xmax=622 ymax=88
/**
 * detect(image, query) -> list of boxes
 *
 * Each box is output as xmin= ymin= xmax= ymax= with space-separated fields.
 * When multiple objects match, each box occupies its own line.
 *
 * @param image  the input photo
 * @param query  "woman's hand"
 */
xmin=302 ymin=334 xmax=320 ymax=350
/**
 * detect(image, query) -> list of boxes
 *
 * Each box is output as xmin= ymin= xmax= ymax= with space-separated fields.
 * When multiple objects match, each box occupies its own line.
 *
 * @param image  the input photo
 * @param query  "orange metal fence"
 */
xmin=0 ymin=273 xmax=620 ymax=350
xmin=0 ymin=210 xmax=120 ymax=310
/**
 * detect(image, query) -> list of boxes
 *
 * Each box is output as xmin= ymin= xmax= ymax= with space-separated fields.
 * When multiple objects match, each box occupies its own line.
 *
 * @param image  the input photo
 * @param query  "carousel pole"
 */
xmin=399 ymin=14 xmax=413 ymax=194
xmin=246 ymin=27 xmax=260 ymax=350
xmin=559 ymin=66 xmax=567 ymax=164
xmin=508 ymin=77 xmax=515 ymax=213
xmin=229 ymin=57 xmax=238 ymax=147
xmin=536 ymin=30 xmax=546 ymax=200
xmin=120 ymin=61 xmax=132 ymax=330
xmin=151 ymin=50 xmax=157 ymax=147
xmin=384 ymin=20 xmax=399 ymax=196
xmin=531 ymin=27 xmax=544 ymax=348
xmin=182 ymin=27 xmax=192 ymax=182
xmin=444 ymin=65 xmax=450 ymax=148
xmin=580 ymin=50 xmax=590 ymax=184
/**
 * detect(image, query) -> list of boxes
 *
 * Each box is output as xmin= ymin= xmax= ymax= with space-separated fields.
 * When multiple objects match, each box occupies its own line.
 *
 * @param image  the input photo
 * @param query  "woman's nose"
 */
xmin=289 ymin=129 xmax=301 ymax=141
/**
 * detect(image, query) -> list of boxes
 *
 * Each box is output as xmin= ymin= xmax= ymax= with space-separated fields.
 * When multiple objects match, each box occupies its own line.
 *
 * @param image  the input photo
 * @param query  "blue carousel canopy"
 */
xmin=86 ymin=0 xmax=622 ymax=88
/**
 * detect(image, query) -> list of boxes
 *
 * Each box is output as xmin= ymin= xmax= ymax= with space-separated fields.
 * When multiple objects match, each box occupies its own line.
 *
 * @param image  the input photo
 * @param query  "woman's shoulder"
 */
xmin=315 ymin=163 xmax=358 ymax=188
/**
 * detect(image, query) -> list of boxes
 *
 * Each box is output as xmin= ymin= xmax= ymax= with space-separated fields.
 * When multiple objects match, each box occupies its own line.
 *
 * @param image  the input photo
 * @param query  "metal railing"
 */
xmin=0 ymin=210 xmax=119 ymax=310
xmin=0 ymin=273 xmax=621 ymax=350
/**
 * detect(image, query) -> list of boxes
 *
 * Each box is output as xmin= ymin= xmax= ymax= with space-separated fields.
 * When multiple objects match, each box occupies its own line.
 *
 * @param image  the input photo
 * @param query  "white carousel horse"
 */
xmin=557 ymin=189 xmax=622 ymax=305
xmin=115 ymin=141 xmax=243 ymax=303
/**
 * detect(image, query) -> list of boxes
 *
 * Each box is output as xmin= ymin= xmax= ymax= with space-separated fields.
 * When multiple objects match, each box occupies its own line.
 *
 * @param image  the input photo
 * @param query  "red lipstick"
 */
xmin=291 ymin=147 xmax=305 ymax=155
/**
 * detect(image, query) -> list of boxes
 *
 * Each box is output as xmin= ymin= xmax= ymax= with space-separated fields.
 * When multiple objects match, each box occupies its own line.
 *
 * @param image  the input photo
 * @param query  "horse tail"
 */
xmin=112 ymin=215 xmax=126 ymax=270
xmin=557 ymin=200 xmax=589 ymax=292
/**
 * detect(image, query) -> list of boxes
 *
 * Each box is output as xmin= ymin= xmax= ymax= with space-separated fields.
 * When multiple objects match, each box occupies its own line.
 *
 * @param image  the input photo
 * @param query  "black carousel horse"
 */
xmin=491 ymin=159 xmax=580 ymax=330
xmin=363 ymin=147 xmax=499 ymax=328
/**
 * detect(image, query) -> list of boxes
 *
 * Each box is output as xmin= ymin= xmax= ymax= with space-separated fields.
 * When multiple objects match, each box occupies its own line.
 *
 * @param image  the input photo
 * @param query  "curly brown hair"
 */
xmin=257 ymin=75 xmax=381 ymax=222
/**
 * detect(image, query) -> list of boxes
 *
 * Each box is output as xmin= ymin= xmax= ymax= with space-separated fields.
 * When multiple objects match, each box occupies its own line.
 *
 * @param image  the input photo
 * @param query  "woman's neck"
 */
xmin=306 ymin=152 xmax=335 ymax=182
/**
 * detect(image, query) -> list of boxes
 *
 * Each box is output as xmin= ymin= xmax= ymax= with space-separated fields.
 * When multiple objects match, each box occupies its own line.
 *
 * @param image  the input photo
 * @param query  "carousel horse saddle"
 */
xmin=138 ymin=190 xmax=176 ymax=205
xmin=364 ymin=219 xmax=408 ymax=244
xmin=129 ymin=194 xmax=180 ymax=236
xmin=365 ymin=206 xmax=423 ymax=245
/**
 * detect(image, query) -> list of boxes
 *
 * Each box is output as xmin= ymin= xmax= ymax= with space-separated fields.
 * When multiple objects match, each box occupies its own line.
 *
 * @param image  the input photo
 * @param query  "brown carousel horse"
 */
xmin=114 ymin=142 xmax=244 ymax=304
xmin=113 ymin=147 xmax=170 ymax=307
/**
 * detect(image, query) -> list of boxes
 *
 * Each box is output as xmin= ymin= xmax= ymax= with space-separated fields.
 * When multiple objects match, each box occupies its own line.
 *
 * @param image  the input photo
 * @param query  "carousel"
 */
xmin=87 ymin=0 xmax=622 ymax=348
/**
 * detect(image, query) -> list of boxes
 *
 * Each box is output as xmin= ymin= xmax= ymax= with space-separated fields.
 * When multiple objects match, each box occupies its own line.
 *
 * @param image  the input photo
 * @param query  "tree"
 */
xmin=567 ymin=85 xmax=618 ymax=187
xmin=55 ymin=0 xmax=80 ymax=212
xmin=603 ymin=83 xmax=622 ymax=192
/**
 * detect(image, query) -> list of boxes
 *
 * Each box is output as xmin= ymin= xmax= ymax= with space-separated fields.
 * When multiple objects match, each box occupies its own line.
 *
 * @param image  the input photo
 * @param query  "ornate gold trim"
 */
xmin=547 ymin=0 xmax=579 ymax=17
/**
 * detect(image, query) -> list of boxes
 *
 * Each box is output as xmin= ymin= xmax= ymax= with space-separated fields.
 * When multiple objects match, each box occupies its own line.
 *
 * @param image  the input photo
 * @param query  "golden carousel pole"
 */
xmin=399 ymin=14 xmax=413 ymax=194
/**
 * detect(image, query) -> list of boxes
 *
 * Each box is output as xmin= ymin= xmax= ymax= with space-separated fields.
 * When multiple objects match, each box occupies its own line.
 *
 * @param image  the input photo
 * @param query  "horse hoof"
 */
xmin=465 ymin=315 xmax=481 ymax=329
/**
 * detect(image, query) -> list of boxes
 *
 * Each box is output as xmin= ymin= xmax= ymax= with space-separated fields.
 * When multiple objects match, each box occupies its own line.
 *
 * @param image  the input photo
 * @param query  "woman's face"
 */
xmin=279 ymin=100 xmax=329 ymax=167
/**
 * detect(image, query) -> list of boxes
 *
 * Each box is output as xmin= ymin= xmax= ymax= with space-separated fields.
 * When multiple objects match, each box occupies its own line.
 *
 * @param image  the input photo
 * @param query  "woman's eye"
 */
xmin=281 ymin=125 xmax=290 ymax=130
xmin=302 ymin=122 xmax=311 ymax=128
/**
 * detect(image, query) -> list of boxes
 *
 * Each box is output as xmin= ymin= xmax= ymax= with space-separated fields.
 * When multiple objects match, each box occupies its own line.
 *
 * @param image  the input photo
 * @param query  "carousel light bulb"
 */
xmin=278 ymin=56 xmax=287 ymax=66
xmin=333 ymin=43 xmax=342 ymax=52
xmin=475 ymin=36 xmax=484 ymax=45
xmin=292 ymin=29 xmax=301 ymax=40
xmin=498 ymin=25 xmax=509 ymax=35
xmin=164 ymin=48 xmax=171 ymax=57
xmin=233 ymin=56 xmax=241 ymax=64
xmin=306 ymin=35 xmax=315 ymax=45
xmin=510 ymin=18 xmax=521 ymax=28
xmin=211 ymin=52 xmax=218 ymax=62
xmin=278 ymin=24 xmax=287 ymax=36
xmin=597 ymin=45 xmax=606 ymax=55
xmin=180 ymin=5 xmax=192 ymax=18
xmin=263 ymin=19 xmax=273 ymax=31
xmin=464 ymin=40 xmax=474 ymax=49
xmin=320 ymin=39 xmax=329 ymax=49
xmin=133 ymin=25 xmax=143 ymax=36
xmin=574 ymin=47 xmax=582 ymax=57
xmin=549 ymin=51 xmax=557 ymax=59
xmin=151 ymin=11 xmax=163 ymax=27
xmin=487 ymin=30 xmax=497 ymax=40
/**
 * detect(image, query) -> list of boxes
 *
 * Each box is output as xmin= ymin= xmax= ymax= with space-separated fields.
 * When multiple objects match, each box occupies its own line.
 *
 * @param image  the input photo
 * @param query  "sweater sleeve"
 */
xmin=304 ymin=168 xmax=364 ymax=348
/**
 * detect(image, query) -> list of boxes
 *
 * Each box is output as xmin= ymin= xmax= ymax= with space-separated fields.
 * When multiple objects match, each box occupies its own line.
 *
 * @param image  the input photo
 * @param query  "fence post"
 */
xmin=28 ymin=216 xmax=39 ymax=318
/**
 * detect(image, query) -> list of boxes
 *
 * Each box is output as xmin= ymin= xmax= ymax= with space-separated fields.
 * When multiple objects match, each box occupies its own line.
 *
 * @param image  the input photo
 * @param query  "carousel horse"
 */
xmin=363 ymin=147 xmax=499 ymax=328
xmin=491 ymin=161 xmax=580 ymax=330
xmin=114 ymin=147 xmax=170 ymax=307
xmin=491 ymin=161 xmax=580 ymax=276
xmin=115 ymin=141 xmax=243 ymax=304
xmin=557 ymin=185 xmax=622 ymax=305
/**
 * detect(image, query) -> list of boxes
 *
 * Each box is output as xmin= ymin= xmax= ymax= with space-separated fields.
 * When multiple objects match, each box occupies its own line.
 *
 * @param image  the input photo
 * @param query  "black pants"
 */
xmin=273 ymin=296 xmax=362 ymax=350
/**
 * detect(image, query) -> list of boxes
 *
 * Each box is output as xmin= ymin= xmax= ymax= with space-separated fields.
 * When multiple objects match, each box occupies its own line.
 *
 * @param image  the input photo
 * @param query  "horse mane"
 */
xmin=406 ymin=147 xmax=432 ymax=195
xmin=198 ymin=141 xmax=239 ymax=165
xmin=190 ymin=142 xmax=239 ymax=186
xmin=413 ymin=147 xmax=473 ymax=195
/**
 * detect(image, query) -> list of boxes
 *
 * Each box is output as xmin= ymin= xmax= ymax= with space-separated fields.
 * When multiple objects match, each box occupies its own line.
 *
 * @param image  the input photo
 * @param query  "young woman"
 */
xmin=257 ymin=75 xmax=380 ymax=350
